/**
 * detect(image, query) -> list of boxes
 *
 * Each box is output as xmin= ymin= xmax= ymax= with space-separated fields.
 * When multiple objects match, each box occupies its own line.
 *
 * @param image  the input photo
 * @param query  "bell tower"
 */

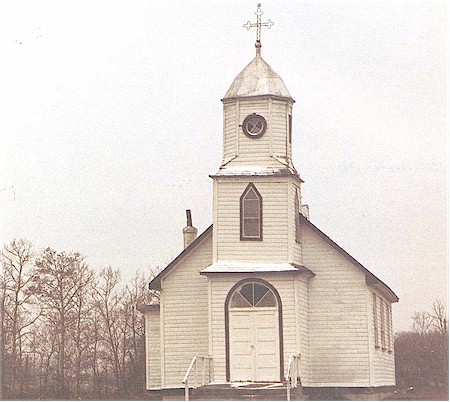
xmin=210 ymin=4 xmax=304 ymax=267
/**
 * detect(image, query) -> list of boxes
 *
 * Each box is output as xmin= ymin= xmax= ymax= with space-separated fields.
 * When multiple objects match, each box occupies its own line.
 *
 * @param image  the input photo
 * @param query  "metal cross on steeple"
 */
xmin=243 ymin=3 xmax=274 ymax=54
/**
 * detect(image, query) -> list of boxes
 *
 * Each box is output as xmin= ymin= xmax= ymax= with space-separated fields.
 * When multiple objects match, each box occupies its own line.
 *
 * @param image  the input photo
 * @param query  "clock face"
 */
xmin=242 ymin=114 xmax=267 ymax=138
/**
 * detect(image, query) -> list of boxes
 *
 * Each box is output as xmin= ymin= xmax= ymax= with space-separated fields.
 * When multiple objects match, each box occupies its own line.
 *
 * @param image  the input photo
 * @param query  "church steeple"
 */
xmin=210 ymin=4 xmax=303 ymax=266
xmin=216 ymin=3 xmax=298 ymax=174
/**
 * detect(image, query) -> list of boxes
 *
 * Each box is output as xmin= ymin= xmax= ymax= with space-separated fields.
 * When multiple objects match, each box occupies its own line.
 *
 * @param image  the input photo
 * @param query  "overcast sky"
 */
xmin=1 ymin=1 xmax=447 ymax=331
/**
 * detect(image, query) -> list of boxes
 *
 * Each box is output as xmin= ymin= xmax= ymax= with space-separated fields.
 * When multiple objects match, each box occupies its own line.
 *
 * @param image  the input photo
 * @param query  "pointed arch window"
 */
xmin=240 ymin=183 xmax=263 ymax=241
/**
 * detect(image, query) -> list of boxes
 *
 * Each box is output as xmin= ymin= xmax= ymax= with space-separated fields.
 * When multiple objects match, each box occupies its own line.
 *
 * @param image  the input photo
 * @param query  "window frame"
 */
xmin=229 ymin=282 xmax=277 ymax=309
xmin=373 ymin=293 xmax=380 ymax=349
xmin=240 ymin=183 xmax=263 ymax=241
xmin=385 ymin=301 xmax=392 ymax=352
xmin=295 ymin=187 xmax=301 ymax=243
xmin=288 ymin=114 xmax=292 ymax=144
xmin=380 ymin=298 xmax=386 ymax=350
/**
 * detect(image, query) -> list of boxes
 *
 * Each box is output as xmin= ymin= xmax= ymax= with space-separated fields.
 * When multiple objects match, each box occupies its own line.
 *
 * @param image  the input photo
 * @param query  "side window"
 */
xmin=385 ymin=302 xmax=392 ymax=352
xmin=380 ymin=298 xmax=386 ymax=350
xmin=295 ymin=188 xmax=301 ymax=243
xmin=373 ymin=293 xmax=379 ymax=348
xmin=288 ymin=115 xmax=292 ymax=144
xmin=240 ymin=184 xmax=263 ymax=241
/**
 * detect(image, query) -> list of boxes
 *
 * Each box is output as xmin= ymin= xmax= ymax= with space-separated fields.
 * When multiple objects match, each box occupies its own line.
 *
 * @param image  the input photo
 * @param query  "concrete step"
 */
xmin=189 ymin=382 xmax=303 ymax=401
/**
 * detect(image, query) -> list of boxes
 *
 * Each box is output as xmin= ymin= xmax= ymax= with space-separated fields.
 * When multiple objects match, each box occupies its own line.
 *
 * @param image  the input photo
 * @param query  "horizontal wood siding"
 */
xmin=223 ymin=103 xmax=237 ymax=161
xmin=301 ymin=223 xmax=371 ymax=387
xmin=291 ymin=182 xmax=302 ymax=264
xmin=161 ymin=235 xmax=212 ymax=388
xmin=297 ymin=276 xmax=310 ymax=384
xmin=145 ymin=310 xmax=161 ymax=389
xmin=210 ymin=273 xmax=299 ymax=382
xmin=215 ymin=177 xmax=289 ymax=263
xmin=224 ymin=98 xmax=288 ymax=169
xmin=271 ymin=100 xmax=288 ymax=158
xmin=368 ymin=289 xmax=396 ymax=386
xmin=238 ymin=100 xmax=270 ymax=163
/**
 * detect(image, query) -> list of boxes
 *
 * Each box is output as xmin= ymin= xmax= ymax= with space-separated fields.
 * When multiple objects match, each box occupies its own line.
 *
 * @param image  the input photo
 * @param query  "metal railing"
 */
xmin=182 ymin=356 xmax=213 ymax=401
xmin=285 ymin=354 xmax=301 ymax=401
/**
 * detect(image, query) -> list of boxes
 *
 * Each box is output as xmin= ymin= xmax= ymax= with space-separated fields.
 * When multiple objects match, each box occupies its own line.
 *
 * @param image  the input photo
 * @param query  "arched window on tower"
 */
xmin=240 ymin=183 xmax=263 ymax=241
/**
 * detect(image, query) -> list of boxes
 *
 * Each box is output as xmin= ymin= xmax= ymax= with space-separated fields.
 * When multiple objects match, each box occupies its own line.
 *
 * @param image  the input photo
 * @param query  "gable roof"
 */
xmin=300 ymin=215 xmax=399 ymax=303
xmin=149 ymin=225 xmax=213 ymax=290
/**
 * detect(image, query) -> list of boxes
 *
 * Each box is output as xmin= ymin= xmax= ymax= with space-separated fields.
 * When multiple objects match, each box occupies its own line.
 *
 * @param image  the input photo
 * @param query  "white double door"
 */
xmin=229 ymin=307 xmax=280 ymax=382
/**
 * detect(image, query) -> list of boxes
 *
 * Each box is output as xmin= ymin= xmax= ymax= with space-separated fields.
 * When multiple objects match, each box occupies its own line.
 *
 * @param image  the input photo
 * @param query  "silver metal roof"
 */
xmin=200 ymin=262 xmax=299 ymax=274
xmin=223 ymin=54 xmax=292 ymax=100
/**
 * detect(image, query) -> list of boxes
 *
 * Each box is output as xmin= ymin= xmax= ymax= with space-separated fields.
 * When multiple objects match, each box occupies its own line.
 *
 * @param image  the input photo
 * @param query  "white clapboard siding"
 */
xmin=223 ymin=103 xmax=237 ymax=161
xmin=297 ymin=276 xmax=310 ymax=384
xmin=160 ymin=234 xmax=212 ymax=389
xmin=290 ymin=182 xmax=302 ymax=264
xmin=301 ymin=222 xmax=371 ymax=387
xmin=238 ymin=101 xmax=271 ymax=163
xmin=270 ymin=100 xmax=289 ymax=158
xmin=222 ymin=98 xmax=292 ymax=168
xmin=145 ymin=309 xmax=161 ymax=389
xmin=210 ymin=273 xmax=300 ymax=383
xmin=367 ymin=289 xmax=396 ymax=386
xmin=215 ymin=177 xmax=290 ymax=262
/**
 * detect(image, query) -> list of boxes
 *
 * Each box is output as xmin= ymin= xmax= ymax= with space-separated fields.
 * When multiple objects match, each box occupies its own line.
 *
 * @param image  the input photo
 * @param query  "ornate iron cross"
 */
xmin=243 ymin=3 xmax=274 ymax=43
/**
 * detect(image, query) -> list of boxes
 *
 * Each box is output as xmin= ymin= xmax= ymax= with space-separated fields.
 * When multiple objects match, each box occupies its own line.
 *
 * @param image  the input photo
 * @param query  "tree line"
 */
xmin=2 ymin=238 xmax=448 ymax=400
xmin=1 ymin=239 xmax=159 ymax=400
xmin=395 ymin=300 xmax=448 ymax=398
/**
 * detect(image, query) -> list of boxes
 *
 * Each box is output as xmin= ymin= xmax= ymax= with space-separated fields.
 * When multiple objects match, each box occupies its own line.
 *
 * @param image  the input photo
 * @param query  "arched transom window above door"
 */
xmin=230 ymin=282 xmax=276 ymax=308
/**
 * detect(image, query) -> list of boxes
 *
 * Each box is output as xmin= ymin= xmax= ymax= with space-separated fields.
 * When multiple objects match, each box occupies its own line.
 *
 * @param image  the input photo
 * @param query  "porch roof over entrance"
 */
xmin=200 ymin=262 xmax=315 ymax=275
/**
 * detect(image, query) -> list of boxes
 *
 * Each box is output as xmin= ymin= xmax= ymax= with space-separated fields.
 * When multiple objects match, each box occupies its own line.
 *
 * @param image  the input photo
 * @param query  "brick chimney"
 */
xmin=183 ymin=209 xmax=198 ymax=249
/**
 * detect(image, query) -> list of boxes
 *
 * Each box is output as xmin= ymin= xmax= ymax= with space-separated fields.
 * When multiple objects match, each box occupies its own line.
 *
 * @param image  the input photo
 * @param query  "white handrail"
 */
xmin=183 ymin=356 xmax=197 ymax=384
xmin=285 ymin=354 xmax=301 ymax=401
xmin=182 ymin=356 xmax=213 ymax=401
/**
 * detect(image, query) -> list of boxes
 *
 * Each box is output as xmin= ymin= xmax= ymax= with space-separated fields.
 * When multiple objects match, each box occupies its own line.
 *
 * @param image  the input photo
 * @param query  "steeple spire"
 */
xmin=243 ymin=3 xmax=274 ymax=56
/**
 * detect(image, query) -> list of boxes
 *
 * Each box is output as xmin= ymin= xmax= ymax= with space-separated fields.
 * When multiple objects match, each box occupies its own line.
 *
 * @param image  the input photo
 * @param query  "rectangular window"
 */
xmin=295 ymin=188 xmax=301 ymax=243
xmin=380 ymin=298 xmax=386 ymax=350
xmin=288 ymin=115 xmax=292 ymax=144
xmin=387 ymin=302 xmax=393 ymax=352
xmin=373 ymin=293 xmax=379 ymax=348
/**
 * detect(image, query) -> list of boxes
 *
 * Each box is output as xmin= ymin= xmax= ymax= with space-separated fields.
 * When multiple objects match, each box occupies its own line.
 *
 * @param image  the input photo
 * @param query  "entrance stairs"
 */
xmin=189 ymin=382 xmax=303 ymax=401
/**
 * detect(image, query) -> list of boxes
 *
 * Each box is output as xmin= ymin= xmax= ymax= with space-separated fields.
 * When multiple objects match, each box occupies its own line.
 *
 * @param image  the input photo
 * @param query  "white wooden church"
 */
xmin=140 ymin=5 xmax=398 ymax=400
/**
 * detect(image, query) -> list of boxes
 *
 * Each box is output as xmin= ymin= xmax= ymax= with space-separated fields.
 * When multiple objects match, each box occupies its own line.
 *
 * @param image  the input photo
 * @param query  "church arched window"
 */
xmin=230 ymin=282 xmax=276 ymax=308
xmin=240 ymin=183 xmax=262 ymax=240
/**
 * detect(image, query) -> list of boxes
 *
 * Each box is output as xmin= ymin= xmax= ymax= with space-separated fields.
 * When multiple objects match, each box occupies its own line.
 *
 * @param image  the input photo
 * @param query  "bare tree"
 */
xmin=122 ymin=271 xmax=154 ymax=395
xmin=71 ymin=263 xmax=95 ymax=397
xmin=33 ymin=248 xmax=91 ymax=398
xmin=1 ymin=239 xmax=40 ymax=396
xmin=93 ymin=266 xmax=124 ymax=395
xmin=429 ymin=300 xmax=448 ymax=336
xmin=412 ymin=311 xmax=434 ymax=335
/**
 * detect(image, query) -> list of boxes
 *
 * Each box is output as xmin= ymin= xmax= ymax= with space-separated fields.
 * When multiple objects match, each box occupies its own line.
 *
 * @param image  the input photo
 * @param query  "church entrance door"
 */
xmin=227 ymin=281 xmax=281 ymax=382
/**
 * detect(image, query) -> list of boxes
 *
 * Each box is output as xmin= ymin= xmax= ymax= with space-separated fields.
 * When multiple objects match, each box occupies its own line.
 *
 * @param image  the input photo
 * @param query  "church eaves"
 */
xmin=223 ymin=54 xmax=293 ymax=101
